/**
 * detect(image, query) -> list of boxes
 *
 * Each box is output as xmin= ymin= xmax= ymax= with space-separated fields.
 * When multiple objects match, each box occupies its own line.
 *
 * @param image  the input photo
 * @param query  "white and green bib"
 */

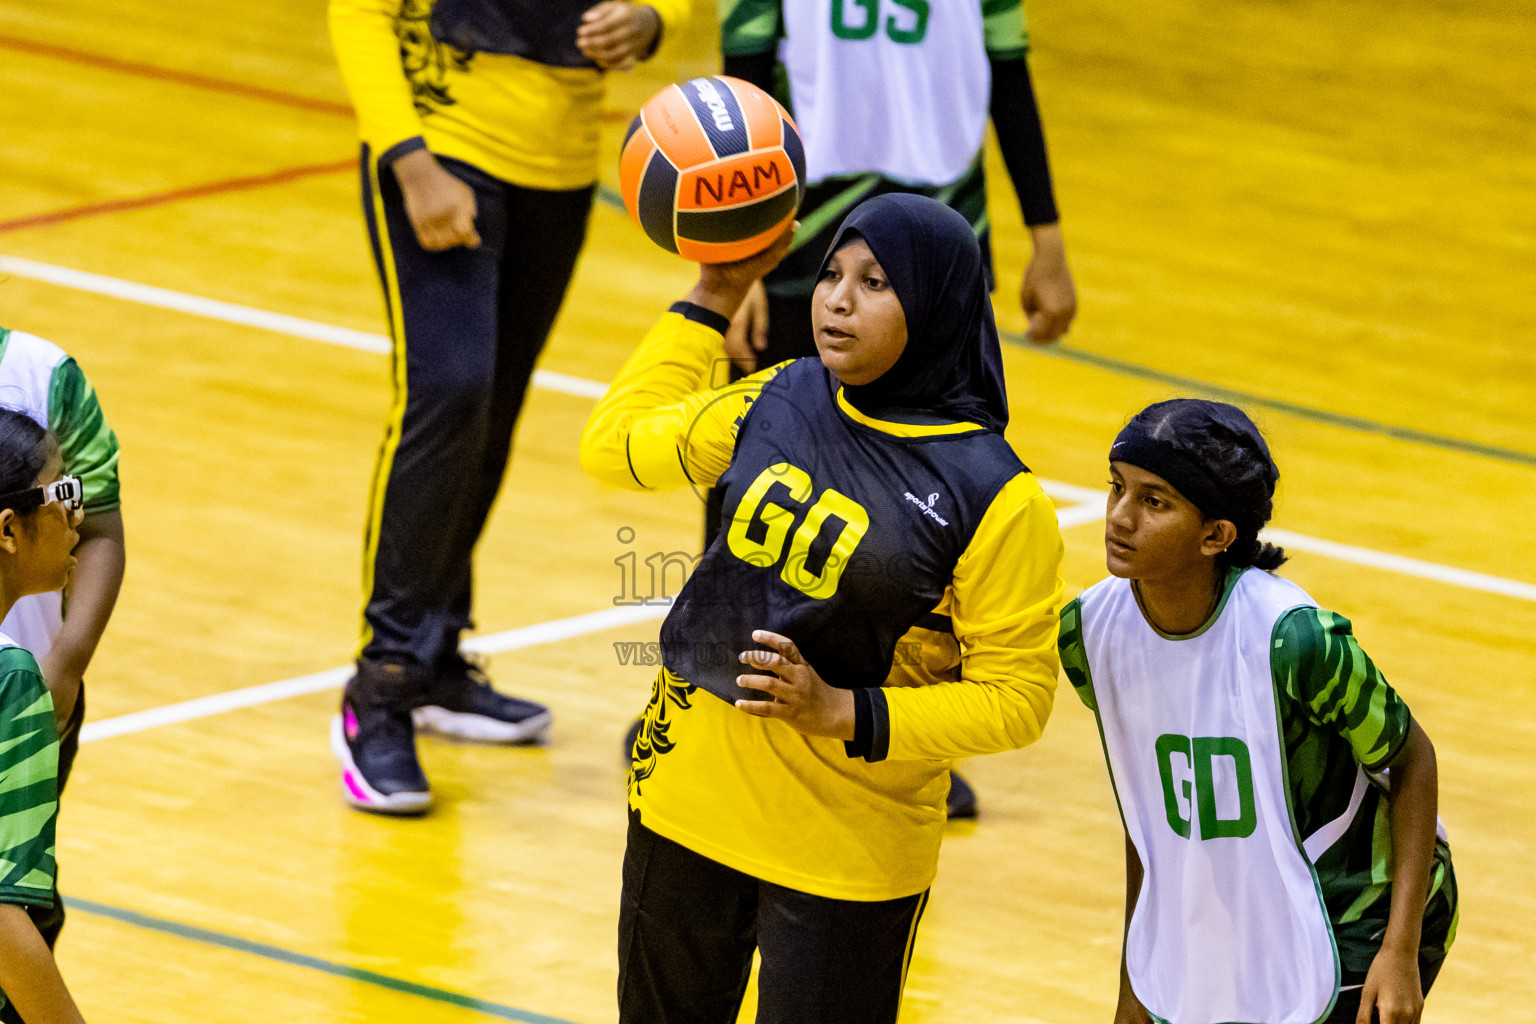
xmin=1079 ymin=569 xmax=1351 ymax=1024
xmin=0 ymin=330 xmax=70 ymax=659
xmin=780 ymin=0 xmax=990 ymax=186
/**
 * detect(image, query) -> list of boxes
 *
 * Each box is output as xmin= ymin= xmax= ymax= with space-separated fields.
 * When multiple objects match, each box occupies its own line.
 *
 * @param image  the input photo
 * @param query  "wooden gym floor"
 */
xmin=0 ymin=0 xmax=1532 ymax=1020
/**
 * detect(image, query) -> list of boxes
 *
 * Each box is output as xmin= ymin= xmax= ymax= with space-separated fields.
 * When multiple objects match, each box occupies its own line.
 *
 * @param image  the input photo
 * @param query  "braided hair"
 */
xmin=1114 ymin=399 xmax=1287 ymax=571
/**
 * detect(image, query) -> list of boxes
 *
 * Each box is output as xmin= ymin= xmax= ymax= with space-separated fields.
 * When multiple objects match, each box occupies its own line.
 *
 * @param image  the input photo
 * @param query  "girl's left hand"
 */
xmin=1357 ymin=947 xmax=1423 ymax=1024
xmin=735 ymin=630 xmax=856 ymax=740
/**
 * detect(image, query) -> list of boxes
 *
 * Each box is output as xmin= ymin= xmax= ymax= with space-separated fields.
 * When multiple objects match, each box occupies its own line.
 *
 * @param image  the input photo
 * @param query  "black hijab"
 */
xmin=820 ymin=193 xmax=1010 ymax=432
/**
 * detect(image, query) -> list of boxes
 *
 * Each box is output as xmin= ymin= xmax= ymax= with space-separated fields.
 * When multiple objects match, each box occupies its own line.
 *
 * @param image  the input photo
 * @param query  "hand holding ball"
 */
xmin=620 ymin=76 xmax=806 ymax=263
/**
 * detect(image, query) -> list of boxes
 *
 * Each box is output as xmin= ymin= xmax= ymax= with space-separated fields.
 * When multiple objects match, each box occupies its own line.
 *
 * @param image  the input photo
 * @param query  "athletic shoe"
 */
xmin=332 ymin=659 xmax=432 ymax=816
xmin=412 ymin=653 xmax=552 ymax=745
xmin=946 ymin=770 xmax=978 ymax=820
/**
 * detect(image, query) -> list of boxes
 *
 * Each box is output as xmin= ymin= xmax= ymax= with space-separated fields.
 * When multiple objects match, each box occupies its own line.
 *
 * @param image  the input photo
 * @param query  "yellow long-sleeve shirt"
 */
xmin=329 ymin=0 xmax=689 ymax=190
xmin=582 ymin=306 xmax=1064 ymax=900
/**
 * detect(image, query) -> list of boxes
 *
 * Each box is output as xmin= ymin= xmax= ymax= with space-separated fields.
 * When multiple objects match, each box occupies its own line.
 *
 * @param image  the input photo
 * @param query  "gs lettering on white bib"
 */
xmin=1079 ymin=569 xmax=1348 ymax=1024
xmin=781 ymin=0 xmax=990 ymax=186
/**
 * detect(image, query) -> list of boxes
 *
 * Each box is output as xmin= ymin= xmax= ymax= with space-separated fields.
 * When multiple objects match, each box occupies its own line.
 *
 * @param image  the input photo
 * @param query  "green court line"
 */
xmin=999 ymin=331 xmax=1536 ymax=468
xmin=593 ymin=184 xmax=1534 ymax=469
xmin=63 ymin=896 xmax=581 ymax=1024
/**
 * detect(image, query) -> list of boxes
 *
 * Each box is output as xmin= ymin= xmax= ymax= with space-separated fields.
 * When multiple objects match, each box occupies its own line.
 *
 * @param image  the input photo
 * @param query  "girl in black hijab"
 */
xmin=582 ymin=193 xmax=1064 ymax=1024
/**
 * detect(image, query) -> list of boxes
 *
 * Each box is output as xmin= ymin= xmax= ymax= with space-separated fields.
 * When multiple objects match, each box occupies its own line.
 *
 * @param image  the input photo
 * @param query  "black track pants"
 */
xmin=618 ymin=812 xmax=928 ymax=1024
xmin=358 ymin=147 xmax=593 ymax=670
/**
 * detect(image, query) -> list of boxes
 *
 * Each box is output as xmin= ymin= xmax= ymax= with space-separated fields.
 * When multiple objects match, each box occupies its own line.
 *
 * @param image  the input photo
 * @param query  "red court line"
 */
xmin=0 ymin=34 xmax=355 ymax=117
xmin=1 ymin=33 xmax=634 ymax=123
xmin=0 ymin=159 xmax=356 ymax=236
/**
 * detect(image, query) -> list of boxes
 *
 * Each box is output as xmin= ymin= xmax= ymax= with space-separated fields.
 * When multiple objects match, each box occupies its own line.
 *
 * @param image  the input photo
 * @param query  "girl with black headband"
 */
xmin=582 ymin=193 xmax=1064 ymax=1023
xmin=1059 ymin=399 xmax=1457 ymax=1024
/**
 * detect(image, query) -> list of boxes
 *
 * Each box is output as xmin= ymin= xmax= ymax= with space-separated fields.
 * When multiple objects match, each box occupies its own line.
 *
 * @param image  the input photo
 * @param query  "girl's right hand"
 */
xmin=685 ymin=224 xmax=795 ymax=321
xmin=394 ymin=148 xmax=481 ymax=251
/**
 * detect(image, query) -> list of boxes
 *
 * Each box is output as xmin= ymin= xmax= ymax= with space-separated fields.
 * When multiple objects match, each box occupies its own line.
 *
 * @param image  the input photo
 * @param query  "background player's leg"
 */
xmin=414 ymin=182 xmax=595 ymax=744
xmin=338 ymin=152 xmax=508 ymax=814
xmin=617 ymin=812 xmax=758 ymax=1024
xmin=754 ymin=882 xmax=927 ymax=1024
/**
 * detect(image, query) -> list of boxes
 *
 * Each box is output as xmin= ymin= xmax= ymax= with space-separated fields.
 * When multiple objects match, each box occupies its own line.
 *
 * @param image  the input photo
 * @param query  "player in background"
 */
xmin=328 ymin=0 xmax=689 ymax=814
xmin=1060 ymin=399 xmax=1456 ymax=1024
xmin=716 ymin=0 xmax=1075 ymax=365
xmin=0 ymin=409 xmax=91 ymax=1024
xmin=583 ymin=196 xmax=1064 ymax=1023
xmin=713 ymin=0 xmax=1075 ymax=817
xmin=0 ymin=325 xmax=124 ymax=953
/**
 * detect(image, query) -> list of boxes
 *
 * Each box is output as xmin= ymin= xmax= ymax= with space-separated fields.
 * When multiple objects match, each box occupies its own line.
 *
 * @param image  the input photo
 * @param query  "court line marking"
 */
xmin=7 ymin=253 xmax=1532 ymax=600
xmin=6 ymin=247 xmax=1530 ymax=469
xmin=79 ymin=496 xmax=1106 ymax=743
xmin=0 ymin=256 xmax=609 ymax=399
xmin=76 ymin=479 xmax=1533 ymax=745
xmin=1037 ymin=479 xmax=1536 ymax=602
xmin=596 ymin=190 xmax=1536 ymax=471
xmin=64 ymin=895 xmax=581 ymax=1024
xmin=78 ymin=605 xmax=666 ymax=744
xmin=0 ymin=160 xmax=356 ymax=236
xmin=0 ymin=33 xmax=633 ymax=126
xmin=1011 ymin=341 xmax=1536 ymax=469
xmin=0 ymin=34 xmax=356 ymax=117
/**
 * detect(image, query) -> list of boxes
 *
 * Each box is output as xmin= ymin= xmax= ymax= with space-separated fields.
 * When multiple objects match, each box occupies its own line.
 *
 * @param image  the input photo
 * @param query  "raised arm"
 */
xmin=579 ymin=228 xmax=794 ymax=490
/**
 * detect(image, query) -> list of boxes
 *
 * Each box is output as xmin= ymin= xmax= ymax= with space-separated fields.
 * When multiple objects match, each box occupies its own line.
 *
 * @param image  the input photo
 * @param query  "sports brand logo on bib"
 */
xmin=1155 ymin=734 xmax=1257 ymax=840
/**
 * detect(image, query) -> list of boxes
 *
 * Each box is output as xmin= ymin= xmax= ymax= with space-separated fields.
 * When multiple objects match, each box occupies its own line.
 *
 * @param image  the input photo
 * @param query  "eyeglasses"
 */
xmin=0 ymin=475 xmax=84 ymax=513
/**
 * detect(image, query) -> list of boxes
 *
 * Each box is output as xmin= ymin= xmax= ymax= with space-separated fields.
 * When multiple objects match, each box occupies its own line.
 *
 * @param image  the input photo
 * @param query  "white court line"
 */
xmin=14 ymin=255 xmax=1536 ymax=741
xmin=79 ymin=605 xmax=667 ymax=743
xmin=78 ymin=499 xmax=1105 ymax=742
xmin=10 ymin=253 xmax=1531 ymax=602
xmin=0 ymin=255 xmax=605 ymax=399
xmin=1 ymin=255 xmax=390 ymax=354
xmin=1039 ymin=481 xmax=1536 ymax=602
xmin=1263 ymin=529 xmax=1536 ymax=602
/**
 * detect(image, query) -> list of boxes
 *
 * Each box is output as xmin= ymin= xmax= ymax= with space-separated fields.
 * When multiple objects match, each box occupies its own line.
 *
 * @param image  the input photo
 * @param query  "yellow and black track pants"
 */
xmin=357 ymin=144 xmax=594 ymax=671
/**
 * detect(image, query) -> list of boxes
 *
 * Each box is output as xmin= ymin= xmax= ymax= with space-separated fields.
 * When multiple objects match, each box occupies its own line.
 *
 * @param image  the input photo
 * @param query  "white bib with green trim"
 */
xmin=0 ymin=330 xmax=68 ymax=660
xmin=781 ymin=0 xmax=989 ymax=185
xmin=1080 ymin=569 xmax=1341 ymax=1024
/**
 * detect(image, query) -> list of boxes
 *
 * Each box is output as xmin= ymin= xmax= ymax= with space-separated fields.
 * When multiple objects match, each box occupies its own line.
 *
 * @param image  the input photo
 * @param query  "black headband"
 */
xmin=1109 ymin=429 xmax=1236 ymax=524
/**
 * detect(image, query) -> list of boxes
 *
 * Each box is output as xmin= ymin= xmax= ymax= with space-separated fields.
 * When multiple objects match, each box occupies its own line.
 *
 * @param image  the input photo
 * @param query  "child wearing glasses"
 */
xmin=0 ymin=407 xmax=91 ymax=1024
xmin=0 ymin=326 xmax=123 ymax=953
